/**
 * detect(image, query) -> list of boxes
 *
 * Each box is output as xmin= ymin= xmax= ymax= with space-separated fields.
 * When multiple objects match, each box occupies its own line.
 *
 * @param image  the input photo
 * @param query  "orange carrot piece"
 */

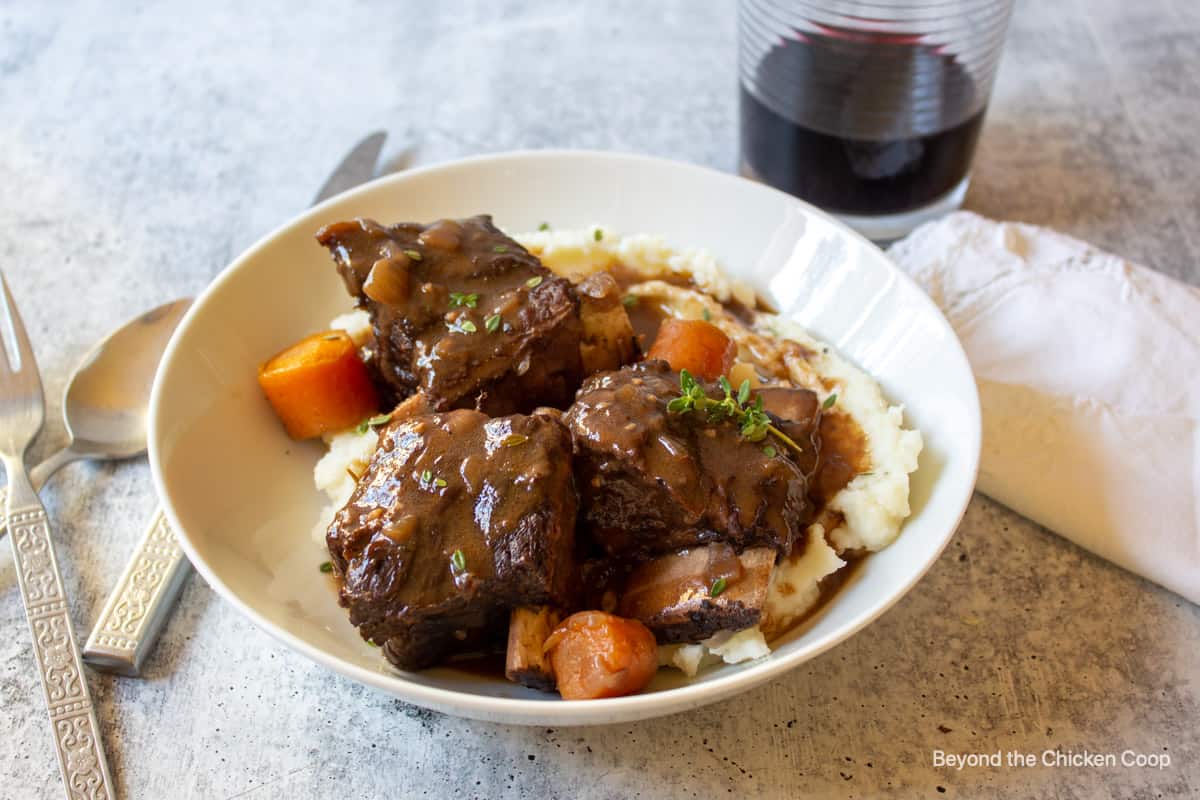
xmin=646 ymin=318 xmax=736 ymax=381
xmin=544 ymin=611 xmax=659 ymax=700
xmin=257 ymin=330 xmax=379 ymax=440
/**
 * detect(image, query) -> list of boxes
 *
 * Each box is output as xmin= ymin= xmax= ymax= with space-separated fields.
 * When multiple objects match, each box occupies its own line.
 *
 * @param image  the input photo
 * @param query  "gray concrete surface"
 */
xmin=1 ymin=1 xmax=1197 ymax=797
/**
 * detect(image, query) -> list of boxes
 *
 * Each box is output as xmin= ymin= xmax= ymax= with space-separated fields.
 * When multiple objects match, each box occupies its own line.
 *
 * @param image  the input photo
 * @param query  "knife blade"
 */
xmin=312 ymin=131 xmax=387 ymax=205
xmin=83 ymin=134 xmax=389 ymax=676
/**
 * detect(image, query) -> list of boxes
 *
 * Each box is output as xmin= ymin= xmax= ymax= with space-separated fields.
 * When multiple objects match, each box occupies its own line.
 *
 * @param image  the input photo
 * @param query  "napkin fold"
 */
xmin=888 ymin=211 xmax=1199 ymax=604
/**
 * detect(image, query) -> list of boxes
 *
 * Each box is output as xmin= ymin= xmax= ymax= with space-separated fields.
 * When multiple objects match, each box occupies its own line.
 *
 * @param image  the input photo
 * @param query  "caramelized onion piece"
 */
xmin=417 ymin=218 xmax=463 ymax=251
xmin=363 ymin=256 xmax=410 ymax=305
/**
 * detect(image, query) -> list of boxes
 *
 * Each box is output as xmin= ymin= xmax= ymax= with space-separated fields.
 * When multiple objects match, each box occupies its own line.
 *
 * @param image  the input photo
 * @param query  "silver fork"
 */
xmin=0 ymin=273 xmax=115 ymax=800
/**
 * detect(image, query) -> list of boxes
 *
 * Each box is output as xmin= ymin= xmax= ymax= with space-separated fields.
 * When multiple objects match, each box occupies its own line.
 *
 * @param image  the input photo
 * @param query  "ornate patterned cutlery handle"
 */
xmin=83 ymin=506 xmax=191 ymax=676
xmin=7 ymin=473 xmax=115 ymax=799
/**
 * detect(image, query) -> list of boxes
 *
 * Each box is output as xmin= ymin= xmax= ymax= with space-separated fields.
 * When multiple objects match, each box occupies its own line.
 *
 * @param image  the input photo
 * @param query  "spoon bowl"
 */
xmin=0 ymin=298 xmax=192 ymax=512
xmin=60 ymin=299 xmax=193 ymax=462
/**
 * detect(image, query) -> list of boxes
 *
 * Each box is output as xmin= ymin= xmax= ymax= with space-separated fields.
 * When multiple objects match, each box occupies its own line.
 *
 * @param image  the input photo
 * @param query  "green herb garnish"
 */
xmin=420 ymin=469 xmax=447 ymax=489
xmin=710 ymin=577 xmax=727 ymax=597
xmin=319 ymin=561 xmax=333 ymax=573
xmin=525 ymin=276 xmax=543 ymax=289
xmin=404 ymin=249 xmax=422 ymax=261
xmin=822 ymin=392 xmax=838 ymax=410
xmin=666 ymin=369 xmax=805 ymax=457
xmin=593 ymin=228 xmax=603 ymax=242
xmin=451 ymin=549 xmax=466 ymax=573
xmin=485 ymin=314 xmax=502 ymax=333
xmin=763 ymin=445 xmax=777 ymax=458
xmin=621 ymin=295 xmax=638 ymax=307
xmin=356 ymin=413 xmax=393 ymax=434
xmin=502 ymin=433 xmax=528 ymax=447
xmin=448 ymin=319 xmax=477 ymax=334
xmin=449 ymin=292 xmax=479 ymax=308
xmin=494 ymin=245 xmax=509 ymax=253
xmin=702 ymin=308 xmax=712 ymax=322
xmin=538 ymin=222 xmax=550 ymax=231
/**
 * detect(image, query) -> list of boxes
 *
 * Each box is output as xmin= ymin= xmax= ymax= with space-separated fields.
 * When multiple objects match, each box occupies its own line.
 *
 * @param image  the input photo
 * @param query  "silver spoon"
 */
xmin=0 ymin=298 xmax=192 ymax=534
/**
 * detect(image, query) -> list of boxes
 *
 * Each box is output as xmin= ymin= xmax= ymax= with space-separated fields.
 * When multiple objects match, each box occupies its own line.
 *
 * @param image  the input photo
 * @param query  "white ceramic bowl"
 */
xmin=150 ymin=150 xmax=980 ymax=726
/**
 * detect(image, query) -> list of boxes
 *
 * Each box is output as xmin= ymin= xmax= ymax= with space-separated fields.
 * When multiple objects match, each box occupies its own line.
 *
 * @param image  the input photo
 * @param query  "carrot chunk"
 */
xmin=646 ymin=318 xmax=736 ymax=381
xmin=257 ymin=330 xmax=379 ymax=439
xmin=544 ymin=611 xmax=658 ymax=700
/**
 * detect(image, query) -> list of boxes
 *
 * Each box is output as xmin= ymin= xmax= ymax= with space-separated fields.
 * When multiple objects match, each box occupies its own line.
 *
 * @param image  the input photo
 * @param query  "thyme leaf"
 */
xmin=356 ymin=413 xmax=392 ymax=434
xmin=666 ymin=370 xmax=805 ymax=457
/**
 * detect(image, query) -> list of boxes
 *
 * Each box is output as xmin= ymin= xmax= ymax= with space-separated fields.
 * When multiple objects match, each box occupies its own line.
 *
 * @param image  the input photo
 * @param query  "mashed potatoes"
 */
xmin=312 ymin=226 xmax=922 ymax=678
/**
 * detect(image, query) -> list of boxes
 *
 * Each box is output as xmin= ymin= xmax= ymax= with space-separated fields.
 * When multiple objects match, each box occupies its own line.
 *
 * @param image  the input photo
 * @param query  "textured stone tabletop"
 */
xmin=2 ymin=1 xmax=1198 ymax=798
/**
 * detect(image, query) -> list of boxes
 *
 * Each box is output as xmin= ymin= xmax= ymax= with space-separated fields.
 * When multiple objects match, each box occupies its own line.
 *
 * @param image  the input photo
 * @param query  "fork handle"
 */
xmin=0 ymin=446 xmax=80 ymax=539
xmin=5 ymin=467 xmax=116 ymax=800
xmin=83 ymin=506 xmax=191 ymax=675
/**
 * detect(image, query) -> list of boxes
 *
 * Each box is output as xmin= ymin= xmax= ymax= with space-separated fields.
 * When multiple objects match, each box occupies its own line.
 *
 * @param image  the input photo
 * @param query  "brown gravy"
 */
xmin=623 ymin=296 xmax=670 ymax=352
xmin=812 ymin=410 xmax=870 ymax=507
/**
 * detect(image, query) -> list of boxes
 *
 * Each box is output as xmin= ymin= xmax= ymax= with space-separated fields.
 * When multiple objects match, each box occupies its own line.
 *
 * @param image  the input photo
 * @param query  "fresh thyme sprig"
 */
xmin=666 ymin=369 xmax=806 ymax=457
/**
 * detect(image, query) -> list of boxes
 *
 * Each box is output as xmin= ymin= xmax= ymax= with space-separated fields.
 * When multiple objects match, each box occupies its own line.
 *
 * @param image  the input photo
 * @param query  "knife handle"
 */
xmin=6 ymin=469 xmax=116 ymax=800
xmin=83 ymin=506 xmax=191 ymax=676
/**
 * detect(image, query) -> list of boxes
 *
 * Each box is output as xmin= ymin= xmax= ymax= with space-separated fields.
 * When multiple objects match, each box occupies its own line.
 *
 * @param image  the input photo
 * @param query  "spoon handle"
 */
xmin=82 ymin=507 xmax=191 ymax=675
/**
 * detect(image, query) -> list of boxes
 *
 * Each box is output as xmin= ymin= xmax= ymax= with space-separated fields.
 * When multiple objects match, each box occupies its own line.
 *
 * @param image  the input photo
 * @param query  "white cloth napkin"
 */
xmin=888 ymin=211 xmax=1200 ymax=604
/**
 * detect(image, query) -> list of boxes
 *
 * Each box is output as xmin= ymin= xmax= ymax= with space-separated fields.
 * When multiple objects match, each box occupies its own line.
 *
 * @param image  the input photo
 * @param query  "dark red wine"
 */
xmin=740 ymin=30 xmax=987 ymax=216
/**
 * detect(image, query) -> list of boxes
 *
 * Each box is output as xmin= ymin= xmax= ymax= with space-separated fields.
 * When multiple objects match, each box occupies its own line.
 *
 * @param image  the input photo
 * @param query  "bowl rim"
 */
xmin=149 ymin=148 xmax=981 ymax=723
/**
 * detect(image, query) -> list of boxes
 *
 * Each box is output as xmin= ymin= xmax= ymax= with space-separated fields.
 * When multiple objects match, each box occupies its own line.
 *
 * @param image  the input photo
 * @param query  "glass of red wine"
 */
xmin=739 ymin=0 xmax=1015 ymax=241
